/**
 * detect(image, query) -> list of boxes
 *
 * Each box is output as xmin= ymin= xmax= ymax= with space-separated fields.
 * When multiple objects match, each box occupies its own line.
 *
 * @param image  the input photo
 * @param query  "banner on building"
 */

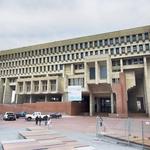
xmin=68 ymin=86 xmax=82 ymax=101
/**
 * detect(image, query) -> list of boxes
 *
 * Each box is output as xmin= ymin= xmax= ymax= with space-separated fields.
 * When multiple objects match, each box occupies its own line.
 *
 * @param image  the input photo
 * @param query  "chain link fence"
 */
xmin=96 ymin=116 xmax=150 ymax=149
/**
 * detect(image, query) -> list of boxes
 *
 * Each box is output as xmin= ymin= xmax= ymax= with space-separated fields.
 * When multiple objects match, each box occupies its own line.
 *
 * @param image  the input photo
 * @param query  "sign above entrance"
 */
xmin=68 ymin=86 xmax=82 ymax=101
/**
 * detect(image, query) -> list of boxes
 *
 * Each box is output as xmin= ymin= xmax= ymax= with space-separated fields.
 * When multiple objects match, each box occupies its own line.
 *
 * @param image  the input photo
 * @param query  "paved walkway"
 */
xmin=0 ymin=115 xmax=150 ymax=150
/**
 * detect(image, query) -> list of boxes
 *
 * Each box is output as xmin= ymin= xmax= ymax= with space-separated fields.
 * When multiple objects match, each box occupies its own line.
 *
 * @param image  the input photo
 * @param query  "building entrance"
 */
xmin=95 ymin=97 xmax=111 ymax=114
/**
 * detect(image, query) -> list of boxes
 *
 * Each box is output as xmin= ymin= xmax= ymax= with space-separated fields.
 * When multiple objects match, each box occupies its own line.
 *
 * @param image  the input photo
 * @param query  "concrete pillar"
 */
xmin=39 ymin=80 xmax=41 ymax=93
xmin=29 ymin=95 xmax=32 ymax=103
xmin=70 ymin=64 xmax=74 ymax=75
xmin=144 ymin=57 xmax=150 ymax=116
xmin=15 ymin=94 xmax=18 ymax=104
xmin=3 ymin=78 xmax=12 ymax=104
xmin=89 ymin=93 xmax=94 ymax=116
xmin=84 ymin=62 xmax=88 ymax=90
xmin=111 ymin=93 xmax=114 ymax=113
xmin=45 ymin=95 xmax=47 ymax=102
xmin=120 ymin=59 xmax=123 ymax=72
xmin=0 ymin=79 xmax=4 ymax=103
xmin=95 ymin=61 xmax=99 ymax=84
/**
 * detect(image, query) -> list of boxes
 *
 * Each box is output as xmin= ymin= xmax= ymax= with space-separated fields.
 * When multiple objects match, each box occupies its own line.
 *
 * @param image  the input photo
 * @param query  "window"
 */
xmin=89 ymin=41 xmax=93 ymax=48
xmin=104 ymin=39 xmax=108 ymax=46
xmin=121 ymin=47 xmax=125 ymax=54
xmin=42 ymin=81 xmax=47 ymax=92
xmin=110 ymin=48 xmax=114 ymax=55
xmin=132 ymin=35 xmax=136 ymax=42
xmin=115 ymin=37 xmax=119 ymax=44
xmin=116 ymin=48 xmax=120 ymax=54
xmin=85 ymin=51 xmax=88 ymax=56
xmin=133 ymin=45 xmax=137 ymax=52
xmin=126 ymin=36 xmax=130 ymax=42
xmin=50 ymin=80 xmax=56 ymax=91
xmin=18 ymin=82 xmax=23 ymax=92
xmin=81 ymin=52 xmax=84 ymax=58
xmin=26 ymin=82 xmax=31 ymax=92
xmin=94 ymin=41 xmax=98 ymax=47
xmin=127 ymin=46 xmax=131 ymax=52
xmin=145 ymin=44 xmax=150 ymax=51
xmin=144 ymin=32 xmax=149 ymax=40
xmin=138 ymin=34 xmax=143 ymax=41
xmin=100 ymin=65 xmax=107 ymax=79
xmin=34 ymin=81 xmax=39 ymax=92
xmin=120 ymin=36 xmax=125 ymax=43
xmin=60 ymin=64 xmax=63 ymax=70
xmin=110 ymin=38 xmax=113 ymax=45
xmin=90 ymin=51 xmax=93 ymax=56
xmin=99 ymin=40 xmax=103 ymax=47
xmin=85 ymin=42 xmax=88 ymax=48
xmin=139 ymin=45 xmax=143 ymax=51
xmin=68 ymin=78 xmax=84 ymax=87
xmin=80 ymin=43 xmax=83 ymax=49
xmin=89 ymin=67 xmax=95 ymax=80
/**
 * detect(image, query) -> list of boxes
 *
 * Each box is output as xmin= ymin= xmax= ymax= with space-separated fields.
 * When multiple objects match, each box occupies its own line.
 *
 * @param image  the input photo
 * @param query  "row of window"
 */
xmin=68 ymin=78 xmax=84 ymax=87
xmin=18 ymin=80 xmax=56 ymax=93
xmin=0 ymin=64 xmax=63 ymax=76
xmin=0 ymin=43 xmax=150 ymax=68
xmin=0 ymin=32 xmax=149 ymax=61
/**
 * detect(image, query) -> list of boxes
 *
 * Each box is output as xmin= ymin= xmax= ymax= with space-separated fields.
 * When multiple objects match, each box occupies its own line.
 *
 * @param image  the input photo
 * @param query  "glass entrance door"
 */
xmin=100 ymin=98 xmax=111 ymax=113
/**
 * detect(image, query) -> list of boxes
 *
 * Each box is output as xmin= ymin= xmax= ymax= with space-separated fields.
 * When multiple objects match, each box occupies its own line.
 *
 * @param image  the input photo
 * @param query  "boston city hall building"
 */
xmin=0 ymin=25 xmax=150 ymax=117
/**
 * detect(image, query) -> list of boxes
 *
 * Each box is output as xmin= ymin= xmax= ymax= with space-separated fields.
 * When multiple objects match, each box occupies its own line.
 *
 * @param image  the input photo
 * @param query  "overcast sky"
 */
xmin=0 ymin=0 xmax=150 ymax=50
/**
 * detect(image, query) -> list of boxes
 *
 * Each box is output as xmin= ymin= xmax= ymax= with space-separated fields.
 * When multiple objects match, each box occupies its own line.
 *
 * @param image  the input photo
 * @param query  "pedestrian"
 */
xmin=44 ymin=115 xmax=48 ymax=126
xmin=35 ymin=116 xmax=38 ymax=125
xmin=38 ymin=116 xmax=42 ymax=126
xmin=47 ymin=118 xmax=52 ymax=129
xmin=99 ymin=116 xmax=103 ymax=127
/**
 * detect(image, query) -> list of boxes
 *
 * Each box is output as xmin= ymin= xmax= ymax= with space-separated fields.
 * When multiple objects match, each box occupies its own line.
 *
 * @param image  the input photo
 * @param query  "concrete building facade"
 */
xmin=0 ymin=25 xmax=150 ymax=116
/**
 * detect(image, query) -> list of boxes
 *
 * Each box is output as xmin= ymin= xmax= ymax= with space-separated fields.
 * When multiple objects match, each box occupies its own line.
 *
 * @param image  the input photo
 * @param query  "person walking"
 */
xmin=38 ymin=116 xmax=42 ymax=126
xmin=35 ymin=116 xmax=38 ymax=125
xmin=44 ymin=115 xmax=48 ymax=126
xmin=47 ymin=118 xmax=52 ymax=129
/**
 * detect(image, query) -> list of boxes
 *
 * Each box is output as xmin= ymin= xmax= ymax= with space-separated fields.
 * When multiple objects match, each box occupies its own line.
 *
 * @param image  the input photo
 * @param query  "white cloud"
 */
xmin=0 ymin=0 xmax=150 ymax=50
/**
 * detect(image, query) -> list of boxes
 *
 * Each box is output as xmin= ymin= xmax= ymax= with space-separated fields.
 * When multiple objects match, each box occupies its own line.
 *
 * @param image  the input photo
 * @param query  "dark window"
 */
xmin=144 ymin=32 xmax=149 ymax=40
xmin=89 ymin=41 xmax=93 ymax=48
xmin=110 ymin=48 xmax=114 ymax=55
xmin=90 ymin=51 xmax=93 ymax=55
xmin=116 ymin=48 xmax=120 ymax=54
xmin=99 ymin=40 xmax=103 ymax=47
xmin=89 ymin=67 xmax=95 ymax=80
xmin=121 ymin=47 xmax=125 ymax=53
xmin=115 ymin=37 xmax=119 ymax=44
xmin=132 ymin=35 xmax=136 ymax=42
xmin=94 ymin=41 xmax=98 ymax=47
xmin=139 ymin=45 xmax=143 ymax=51
xmin=138 ymin=34 xmax=143 ymax=41
xmin=127 ymin=46 xmax=131 ymax=52
xmin=126 ymin=36 xmax=130 ymax=42
xmin=133 ymin=45 xmax=137 ymax=52
xmin=110 ymin=38 xmax=113 ymax=45
xmin=100 ymin=65 xmax=107 ymax=79
xmin=85 ymin=42 xmax=88 ymax=48
xmin=104 ymin=39 xmax=108 ymax=46
xmin=120 ymin=36 xmax=125 ymax=43
xmin=81 ymin=52 xmax=83 ymax=58
xmin=145 ymin=44 xmax=150 ymax=51
xmin=80 ymin=43 xmax=83 ymax=49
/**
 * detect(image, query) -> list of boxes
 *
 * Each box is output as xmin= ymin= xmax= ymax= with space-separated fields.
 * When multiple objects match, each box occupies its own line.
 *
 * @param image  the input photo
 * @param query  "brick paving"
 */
xmin=0 ymin=115 xmax=150 ymax=149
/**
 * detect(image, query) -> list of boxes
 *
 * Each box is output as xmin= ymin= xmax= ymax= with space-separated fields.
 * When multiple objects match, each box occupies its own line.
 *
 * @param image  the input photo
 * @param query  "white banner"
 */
xmin=68 ymin=86 xmax=82 ymax=101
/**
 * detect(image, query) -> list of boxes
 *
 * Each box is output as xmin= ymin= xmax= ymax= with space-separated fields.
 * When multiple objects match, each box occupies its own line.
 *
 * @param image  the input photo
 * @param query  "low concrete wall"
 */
xmin=0 ymin=102 xmax=87 ymax=115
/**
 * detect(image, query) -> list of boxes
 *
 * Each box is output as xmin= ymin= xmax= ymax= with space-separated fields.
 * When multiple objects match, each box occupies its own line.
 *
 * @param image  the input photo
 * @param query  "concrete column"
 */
xmin=45 ymin=95 xmax=47 ymax=102
xmin=89 ymin=93 xmax=94 ymax=116
xmin=144 ymin=57 xmax=150 ymax=116
xmin=39 ymin=80 xmax=41 ymax=93
xmin=84 ymin=62 xmax=88 ymax=90
xmin=15 ymin=94 xmax=18 ymax=104
xmin=29 ymin=95 xmax=32 ymax=103
xmin=0 ymin=79 xmax=4 ymax=103
xmin=3 ymin=78 xmax=12 ymax=104
xmin=120 ymin=59 xmax=123 ymax=72
xmin=70 ymin=64 xmax=74 ymax=75
xmin=95 ymin=61 xmax=99 ymax=84
xmin=111 ymin=93 xmax=114 ymax=113
xmin=47 ymin=80 xmax=50 ymax=92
